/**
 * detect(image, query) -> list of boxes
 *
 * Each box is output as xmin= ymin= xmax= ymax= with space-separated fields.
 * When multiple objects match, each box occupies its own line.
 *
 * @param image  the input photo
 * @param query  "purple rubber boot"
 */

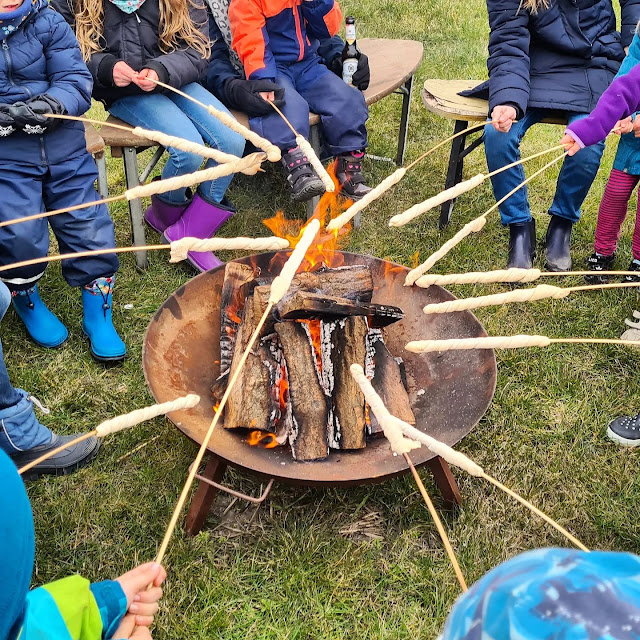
xmin=144 ymin=193 xmax=189 ymax=233
xmin=163 ymin=193 xmax=235 ymax=272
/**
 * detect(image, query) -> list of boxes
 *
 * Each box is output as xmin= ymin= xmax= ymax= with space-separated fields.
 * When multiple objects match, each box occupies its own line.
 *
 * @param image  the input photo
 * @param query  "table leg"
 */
xmin=184 ymin=453 xmax=228 ymax=536
xmin=427 ymin=455 xmax=462 ymax=507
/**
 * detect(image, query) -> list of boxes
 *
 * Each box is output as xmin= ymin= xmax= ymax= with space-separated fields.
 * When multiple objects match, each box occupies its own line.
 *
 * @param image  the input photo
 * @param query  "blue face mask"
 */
xmin=108 ymin=0 xmax=146 ymax=14
xmin=0 ymin=0 xmax=35 ymax=41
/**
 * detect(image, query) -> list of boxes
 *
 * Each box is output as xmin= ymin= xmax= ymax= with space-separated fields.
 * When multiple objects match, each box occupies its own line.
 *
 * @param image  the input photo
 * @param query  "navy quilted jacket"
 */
xmin=0 ymin=0 xmax=92 ymax=162
xmin=468 ymin=0 xmax=640 ymax=116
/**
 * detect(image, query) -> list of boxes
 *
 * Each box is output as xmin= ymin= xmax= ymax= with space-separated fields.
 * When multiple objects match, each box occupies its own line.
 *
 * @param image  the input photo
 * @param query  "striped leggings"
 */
xmin=595 ymin=168 xmax=640 ymax=260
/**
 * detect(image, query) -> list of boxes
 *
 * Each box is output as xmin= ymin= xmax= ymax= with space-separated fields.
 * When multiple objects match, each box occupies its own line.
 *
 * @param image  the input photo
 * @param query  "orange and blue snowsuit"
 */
xmin=228 ymin=0 xmax=368 ymax=154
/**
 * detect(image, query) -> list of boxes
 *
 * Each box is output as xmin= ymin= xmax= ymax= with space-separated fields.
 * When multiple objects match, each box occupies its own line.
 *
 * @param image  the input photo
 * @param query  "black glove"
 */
xmin=9 ymin=95 xmax=66 ymax=134
xmin=0 ymin=105 xmax=16 ymax=137
xmin=223 ymin=78 xmax=285 ymax=117
xmin=328 ymin=53 xmax=370 ymax=91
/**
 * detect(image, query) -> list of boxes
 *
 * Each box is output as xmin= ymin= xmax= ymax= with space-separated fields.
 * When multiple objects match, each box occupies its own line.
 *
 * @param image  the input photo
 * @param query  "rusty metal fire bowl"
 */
xmin=142 ymin=252 xmax=497 ymax=486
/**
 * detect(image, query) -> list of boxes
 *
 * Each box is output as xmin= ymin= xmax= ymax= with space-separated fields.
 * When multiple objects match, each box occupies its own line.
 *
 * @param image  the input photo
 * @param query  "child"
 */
xmin=228 ymin=0 xmax=372 ymax=202
xmin=0 ymin=445 xmax=166 ymax=640
xmin=0 ymin=0 xmax=125 ymax=362
xmin=52 ymin=0 xmax=246 ymax=273
xmin=562 ymin=43 xmax=640 ymax=279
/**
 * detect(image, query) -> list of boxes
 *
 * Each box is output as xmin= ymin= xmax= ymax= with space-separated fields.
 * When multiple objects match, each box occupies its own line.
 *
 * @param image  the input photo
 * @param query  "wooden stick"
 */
xmin=390 ymin=146 xmax=566 ymax=228
xmin=404 ymin=453 xmax=468 ymax=591
xmin=154 ymin=219 xmax=321 ymax=567
xmin=0 ymin=236 xmax=290 ymax=274
xmin=405 ymin=334 xmax=640 ymax=353
xmin=139 ymin=76 xmax=281 ymax=162
xmin=404 ymin=153 xmax=566 ymax=285
xmin=19 ymin=395 xmax=199 ymax=475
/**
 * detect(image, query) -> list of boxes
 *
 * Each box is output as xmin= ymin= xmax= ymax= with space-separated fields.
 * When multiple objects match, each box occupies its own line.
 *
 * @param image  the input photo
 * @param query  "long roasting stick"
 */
xmin=422 ymin=281 xmax=640 ymax=314
xmin=0 ymin=236 xmax=290 ymax=274
xmin=153 ymin=219 xmax=321 ymax=567
xmin=404 ymin=153 xmax=567 ymax=286
xmin=405 ymin=335 xmax=640 ymax=353
xmin=388 ymin=146 xmax=566 ymax=228
xmin=19 ymin=395 xmax=200 ymax=475
xmin=140 ymin=76 xmax=281 ymax=162
xmin=415 ymin=268 xmax=640 ymax=287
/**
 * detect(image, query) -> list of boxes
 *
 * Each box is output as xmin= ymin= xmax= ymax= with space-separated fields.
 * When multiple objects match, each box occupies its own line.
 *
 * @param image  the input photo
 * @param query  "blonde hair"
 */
xmin=74 ymin=0 xmax=211 ymax=62
xmin=520 ymin=0 xmax=549 ymax=13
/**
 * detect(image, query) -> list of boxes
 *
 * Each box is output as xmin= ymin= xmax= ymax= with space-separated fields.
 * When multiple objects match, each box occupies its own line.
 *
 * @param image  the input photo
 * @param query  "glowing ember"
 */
xmin=246 ymin=430 xmax=279 ymax=448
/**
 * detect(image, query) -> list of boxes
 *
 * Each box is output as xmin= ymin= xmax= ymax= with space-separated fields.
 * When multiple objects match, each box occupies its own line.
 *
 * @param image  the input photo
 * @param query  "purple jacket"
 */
xmin=567 ymin=62 xmax=640 ymax=148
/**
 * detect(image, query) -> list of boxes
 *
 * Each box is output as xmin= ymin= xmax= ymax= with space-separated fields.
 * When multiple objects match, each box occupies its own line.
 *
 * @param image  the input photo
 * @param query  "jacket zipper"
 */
xmin=292 ymin=7 xmax=304 ymax=61
xmin=2 ymin=40 xmax=31 ymax=96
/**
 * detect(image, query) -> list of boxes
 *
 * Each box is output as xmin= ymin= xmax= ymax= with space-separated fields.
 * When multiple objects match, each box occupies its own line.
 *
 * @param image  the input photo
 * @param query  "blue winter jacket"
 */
xmin=611 ymin=31 xmax=640 ymax=174
xmin=0 ymin=0 xmax=93 ymax=165
xmin=466 ymin=0 xmax=640 ymax=117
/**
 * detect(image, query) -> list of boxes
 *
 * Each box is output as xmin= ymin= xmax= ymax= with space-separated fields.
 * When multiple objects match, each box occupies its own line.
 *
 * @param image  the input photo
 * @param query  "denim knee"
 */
xmin=168 ymin=147 xmax=204 ymax=176
xmin=0 ymin=282 xmax=9 ymax=321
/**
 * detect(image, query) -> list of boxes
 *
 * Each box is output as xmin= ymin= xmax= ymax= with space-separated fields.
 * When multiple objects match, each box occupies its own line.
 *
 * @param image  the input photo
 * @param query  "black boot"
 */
xmin=507 ymin=219 xmax=536 ymax=269
xmin=585 ymin=252 xmax=616 ymax=284
xmin=623 ymin=259 xmax=640 ymax=283
xmin=335 ymin=151 xmax=372 ymax=201
xmin=545 ymin=215 xmax=573 ymax=272
xmin=281 ymin=147 xmax=325 ymax=202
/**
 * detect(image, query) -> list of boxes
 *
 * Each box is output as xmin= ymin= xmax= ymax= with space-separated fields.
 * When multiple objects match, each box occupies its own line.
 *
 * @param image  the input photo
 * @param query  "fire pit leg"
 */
xmin=184 ymin=454 xmax=228 ymax=536
xmin=426 ymin=456 xmax=462 ymax=507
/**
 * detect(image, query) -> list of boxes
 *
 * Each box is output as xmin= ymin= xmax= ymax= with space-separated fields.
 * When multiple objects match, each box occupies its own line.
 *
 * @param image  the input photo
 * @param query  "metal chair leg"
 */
xmin=396 ymin=75 xmax=414 ymax=167
xmin=95 ymin=152 xmax=109 ymax=199
xmin=439 ymin=120 xmax=469 ymax=228
xmin=122 ymin=146 xmax=148 ymax=270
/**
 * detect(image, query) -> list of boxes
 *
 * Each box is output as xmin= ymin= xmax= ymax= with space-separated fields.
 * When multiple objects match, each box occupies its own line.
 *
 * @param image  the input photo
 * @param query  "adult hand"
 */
xmin=352 ymin=53 xmax=370 ymax=91
xmin=9 ymin=95 xmax=65 ymax=134
xmin=490 ymin=105 xmax=517 ymax=132
xmin=560 ymin=133 xmax=581 ymax=156
xmin=223 ymin=78 xmax=285 ymax=116
xmin=134 ymin=69 xmax=159 ymax=92
xmin=114 ymin=562 xmax=166 ymax=631
xmin=113 ymin=61 xmax=137 ymax=87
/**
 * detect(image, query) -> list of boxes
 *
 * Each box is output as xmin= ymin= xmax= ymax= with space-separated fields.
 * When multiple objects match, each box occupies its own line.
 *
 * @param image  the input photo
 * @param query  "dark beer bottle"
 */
xmin=341 ymin=16 xmax=361 ymax=85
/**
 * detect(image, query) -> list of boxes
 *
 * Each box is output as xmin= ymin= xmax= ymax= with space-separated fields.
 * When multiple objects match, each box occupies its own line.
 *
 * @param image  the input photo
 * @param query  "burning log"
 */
xmin=276 ymin=321 xmax=330 ymax=461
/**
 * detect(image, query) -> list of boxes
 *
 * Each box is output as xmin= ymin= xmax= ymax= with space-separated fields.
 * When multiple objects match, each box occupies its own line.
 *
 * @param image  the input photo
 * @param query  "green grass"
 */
xmin=8 ymin=0 xmax=640 ymax=637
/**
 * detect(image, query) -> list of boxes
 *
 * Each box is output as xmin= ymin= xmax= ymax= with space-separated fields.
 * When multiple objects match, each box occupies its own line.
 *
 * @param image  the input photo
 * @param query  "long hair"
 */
xmin=520 ymin=0 xmax=549 ymax=13
xmin=74 ymin=0 xmax=211 ymax=62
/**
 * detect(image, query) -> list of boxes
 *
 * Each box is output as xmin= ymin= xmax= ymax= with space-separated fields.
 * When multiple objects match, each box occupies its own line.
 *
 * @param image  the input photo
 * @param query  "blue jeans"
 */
xmin=0 ymin=282 xmax=22 ymax=411
xmin=110 ymin=83 xmax=246 ymax=205
xmin=484 ymin=110 xmax=606 ymax=225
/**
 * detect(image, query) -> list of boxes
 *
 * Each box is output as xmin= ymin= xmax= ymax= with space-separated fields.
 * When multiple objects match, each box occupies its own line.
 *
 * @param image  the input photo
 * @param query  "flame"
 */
xmin=262 ymin=163 xmax=352 ymax=272
xmin=246 ymin=430 xmax=279 ymax=448
xmin=213 ymin=403 xmax=220 ymax=414
xmin=299 ymin=319 xmax=322 ymax=372
xmin=278 ymin=368 xmax=289 ymax=410
xmin=227 ymin=307 xmax=242 ymax=324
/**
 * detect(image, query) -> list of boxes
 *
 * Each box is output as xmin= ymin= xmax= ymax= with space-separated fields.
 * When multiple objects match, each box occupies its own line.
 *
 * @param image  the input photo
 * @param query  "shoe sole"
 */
xmin=606 ymin=426 xmax=640 ymax=447
xmin=21 ymin=439 xmax=101 ymax=481
xmin=290 ymin=182 xmax=326 ymax=202
xmin=82 ymin=329 xmax=126 ymax=363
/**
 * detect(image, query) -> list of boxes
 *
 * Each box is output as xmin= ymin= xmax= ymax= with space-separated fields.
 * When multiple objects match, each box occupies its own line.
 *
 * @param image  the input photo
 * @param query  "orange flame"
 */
xmin=262 ymin=163 xmax=352 ymax=272
xmin=246 ymin=430 xmax=279 ymax=448
xmin=298 ymin=319 xmax=322 ymax=372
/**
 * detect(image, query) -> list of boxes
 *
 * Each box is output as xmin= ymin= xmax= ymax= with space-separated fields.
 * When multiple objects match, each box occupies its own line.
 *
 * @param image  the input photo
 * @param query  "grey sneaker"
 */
xmin=607 ymin=414 xmax=640 ymax=447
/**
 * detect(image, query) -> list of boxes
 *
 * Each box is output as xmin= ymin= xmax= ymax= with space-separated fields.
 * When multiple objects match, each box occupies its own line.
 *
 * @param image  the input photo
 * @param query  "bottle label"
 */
xmin=343 ymin=58 xmax=358 ymax=84
xmin=345 ymin=23 xmax=356 ymax=44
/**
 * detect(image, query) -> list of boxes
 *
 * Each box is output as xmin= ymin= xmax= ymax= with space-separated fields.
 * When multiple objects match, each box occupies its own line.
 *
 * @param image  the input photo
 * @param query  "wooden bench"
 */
xmin=83 ymin=122 xmax=108 ymax=199
xmin=100 ymin=38 xmax=424 ymax=269
xmin=422 ymin=79 xmax=567 ymax=228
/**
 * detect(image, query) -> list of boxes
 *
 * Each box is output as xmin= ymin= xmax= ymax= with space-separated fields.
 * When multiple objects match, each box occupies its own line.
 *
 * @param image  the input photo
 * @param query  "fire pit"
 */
xmin=143 ymin=251 xmax=496 ymax=534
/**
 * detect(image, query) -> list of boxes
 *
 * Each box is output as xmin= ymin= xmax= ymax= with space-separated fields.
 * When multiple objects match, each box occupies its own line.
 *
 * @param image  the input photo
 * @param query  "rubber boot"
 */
xmin=545 ymin=215 xmax=573 ymax=272
xmin=281 ymin=147 xmax=325 ymax=202
xmin=11 ymin=285 xmax=68 ymax=348
xmin=507 ymin=219 xmax=536 ymax=269
xmin=335 ymin=151 xmax=372 ymax=201
xmin=144 ymin=190 xmax=189 ymax=233
xmin=163 ymin=193 xmax=235 ymax=272
xmin=81 ymin=276 xmax=126 ymax=362
xmin=0 ymin=389 xmax=100 ymax=479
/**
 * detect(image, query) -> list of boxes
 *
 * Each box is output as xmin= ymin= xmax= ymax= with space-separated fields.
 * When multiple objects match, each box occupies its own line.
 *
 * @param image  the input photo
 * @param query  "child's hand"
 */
xmin=115 ymin=562 xmax=166 ymax=629
xmin=134 ymin=69 xmax=159 ymax=92
xmin=113 ymin=61 xmax=137 ymax=87
xmin=114 ymin=613 xmax=153 ymax=640
xmin=613 ymin=116 xmax=634 ymax=135
xmin=560 ymin=133 xmax=581 ymax=156
xmin=490 ymin=105 xmax=517 ymax=132
xmin=259 ymin=91 xmax=275 ymax=102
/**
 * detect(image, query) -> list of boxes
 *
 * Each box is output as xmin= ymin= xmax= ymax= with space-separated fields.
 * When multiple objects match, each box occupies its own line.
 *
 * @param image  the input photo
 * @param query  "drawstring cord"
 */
xmin=27 ymin=394 xmax=50 ymax=415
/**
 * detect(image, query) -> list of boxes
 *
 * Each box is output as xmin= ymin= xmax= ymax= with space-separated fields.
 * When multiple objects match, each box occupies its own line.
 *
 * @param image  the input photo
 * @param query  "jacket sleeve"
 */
xmin=318 ymin=34 xmax=344 ymax=64
xmin=20 ymin=576 xmax=127 ymax=640
xmin=566 ymin=62 xmax=640 ymax=146
xmin=204 ymin=13 xmax=241 ymax=101
xmin=486 ymin=0 xmax=531 ymax=117
xmin=41 ymin=10 xmax=93 ymax=116
xmin=301 ymin=0 xmax=342 ymax=40
xmin=619 ymin=0 xmax=640 ymax=50
xmin=229 ymin=0 xmax=277 ymax=81
xmin=143 ymin=2 xmax=209 ymax=88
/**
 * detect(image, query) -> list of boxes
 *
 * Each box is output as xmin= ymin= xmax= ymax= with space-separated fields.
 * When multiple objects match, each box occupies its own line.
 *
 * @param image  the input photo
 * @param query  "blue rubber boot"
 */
xmin=11 ymin=285 xmax=68 ymax=348
xmin=81 ymin=276 xmax=126 ymax=362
